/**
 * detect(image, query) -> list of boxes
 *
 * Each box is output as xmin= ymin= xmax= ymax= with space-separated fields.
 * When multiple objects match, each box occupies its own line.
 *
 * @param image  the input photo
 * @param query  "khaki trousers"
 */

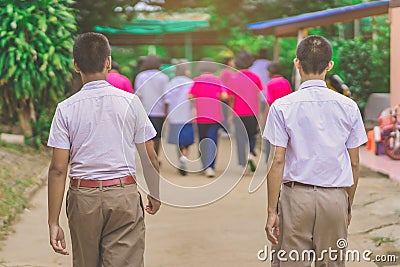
xmin=67 ymin=183 xmax=145 ymax=267
xmin=272 ymin=184 xmax=349 ymax=267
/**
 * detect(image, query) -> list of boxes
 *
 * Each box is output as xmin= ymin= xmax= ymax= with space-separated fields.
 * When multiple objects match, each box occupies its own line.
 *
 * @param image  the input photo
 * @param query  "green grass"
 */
xmin=0 ymin=140 xmax=34 ymax=153
xmin=0 ymin=166 xmax=35 ymax=235
xmin=0 ymin=141 xmax=50 ymax=238
xmin=372 ymin=237 xmax=396 ymax=244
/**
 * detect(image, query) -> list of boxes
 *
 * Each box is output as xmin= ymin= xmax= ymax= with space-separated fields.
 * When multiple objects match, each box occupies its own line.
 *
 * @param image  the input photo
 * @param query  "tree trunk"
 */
xmin=16 ymin=99 xmax=33 ymax=138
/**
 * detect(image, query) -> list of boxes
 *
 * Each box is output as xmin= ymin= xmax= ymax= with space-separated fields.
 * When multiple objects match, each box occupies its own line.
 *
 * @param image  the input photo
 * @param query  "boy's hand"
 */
xmin=49 ymin=224 xmax=69 ymax=255
xmin=146 ymin=195 xmax=161 ymax=215
xmin=265 ymin=211 xmax=280 ymax=245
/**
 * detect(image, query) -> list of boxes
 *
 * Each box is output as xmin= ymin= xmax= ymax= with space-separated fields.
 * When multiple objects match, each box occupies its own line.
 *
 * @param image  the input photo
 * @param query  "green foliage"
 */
xmin=25 ymin=106 xmax=53 ymax=148
xmin=334 ymin=16 xmax=390 ymax=109
xmin=227 ymin=28 xmax=275 ymax=55
xmin=276 ymin=38 xmax=298 ymax=81
xmin=0 ymin=0 xmax=76 ymax=98
xmin=0 ymin=0 xmax=77 ymax=142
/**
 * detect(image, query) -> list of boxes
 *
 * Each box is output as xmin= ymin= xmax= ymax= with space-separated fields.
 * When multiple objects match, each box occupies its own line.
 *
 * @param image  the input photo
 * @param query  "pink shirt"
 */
xmin=189 ymin=74 xmax=224 ymax=124
xmin=266 ymin=75 xmax=292 ymax=105
xmin=222 ymin=69 xmax=262 ymax=116
xmin=106 ymin=72 xmax=133 ymax=93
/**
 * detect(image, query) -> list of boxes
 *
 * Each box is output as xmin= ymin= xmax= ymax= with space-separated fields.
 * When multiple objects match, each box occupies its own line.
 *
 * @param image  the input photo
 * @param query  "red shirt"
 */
xmin=106 ymin=72 xmax=133 ymax=94
xmin=222 ymin=69 xmax=263 ymax=116
xmin=266 ymin=75 xmax=292 ymax=105
xmin=189 ymin=74 xmax=224 ymax=124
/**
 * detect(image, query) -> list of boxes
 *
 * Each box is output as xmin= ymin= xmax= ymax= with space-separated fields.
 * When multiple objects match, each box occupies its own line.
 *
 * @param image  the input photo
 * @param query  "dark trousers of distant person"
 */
xmin=220 ymin=101 xmax=231 ymax=134
xmin=234 ymin=115 xmax=258 ymax=166
xmin=197 ymin=123 xmax=220 ymax=170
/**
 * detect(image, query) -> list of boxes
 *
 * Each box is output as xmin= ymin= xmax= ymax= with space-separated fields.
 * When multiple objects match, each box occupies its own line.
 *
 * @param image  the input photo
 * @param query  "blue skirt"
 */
xmin=168 ymin=123 xmax=194 ymax=147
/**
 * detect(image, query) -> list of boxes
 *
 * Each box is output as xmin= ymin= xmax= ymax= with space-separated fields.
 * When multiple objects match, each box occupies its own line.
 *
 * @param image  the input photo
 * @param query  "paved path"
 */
xmin=360 ymin=146 xmax=400 ymax=183
xmin=0 ymin=138 xmax=399 ymax=266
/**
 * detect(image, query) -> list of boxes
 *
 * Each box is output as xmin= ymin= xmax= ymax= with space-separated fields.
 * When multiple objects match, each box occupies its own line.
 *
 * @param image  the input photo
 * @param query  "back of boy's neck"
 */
xmin=301 ymin=74 xmax=326 ymax=83
xmin=81 ymin=73 xmax=107 ymax=85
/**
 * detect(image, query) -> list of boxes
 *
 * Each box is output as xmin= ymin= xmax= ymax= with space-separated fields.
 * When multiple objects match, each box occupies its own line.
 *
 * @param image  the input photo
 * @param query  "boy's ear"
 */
xmin=326 ymin=61 xmax=334 ymax=72
xmin=73 ymin=60 xmax=80 ymax=73
xmin=293 ymin=58 xmax=301 ymax=70
xmin=105 ymin=56 xmax=112 ymax=71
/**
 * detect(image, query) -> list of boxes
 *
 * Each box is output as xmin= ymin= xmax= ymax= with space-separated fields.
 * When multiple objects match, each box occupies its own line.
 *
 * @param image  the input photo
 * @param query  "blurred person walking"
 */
xmin=106 ymin=60 xmax=134 ymax=93
xmin=250 ymin=48 xmax=271 ymax=113
xmin=165 ymin=61 xmax=195 ymax=176
xmin=219 ymin=57 xmax=236 ymax=136
xmin=135 ymin=55 xmax=169 ymax=158
xmin=263 ymin=62 xmax=292 ymax=161
xmin=265 ymin=62 xmax=292 ymax=106
xmin=222 ymin=50 xmax=263 ymax=172
xmin=263 ymin=36 xmax=367 ymax=266
xmin=47 ymin=32 xmax=161 ymax=267
xmin=189 ymin=58 xmax=227 ymax=178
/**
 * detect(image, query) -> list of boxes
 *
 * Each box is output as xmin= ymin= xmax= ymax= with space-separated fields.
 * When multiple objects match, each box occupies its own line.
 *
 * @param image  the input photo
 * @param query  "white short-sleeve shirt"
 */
xmin=164 ymin=76 xmax=194 ymax=124
xmin=263 ymin=80 xmax=368 ymax=187
xmin=47 ymin=80 xmax=156 ymax=180
xmin=134 ymin=69 xmax=169 ymax=117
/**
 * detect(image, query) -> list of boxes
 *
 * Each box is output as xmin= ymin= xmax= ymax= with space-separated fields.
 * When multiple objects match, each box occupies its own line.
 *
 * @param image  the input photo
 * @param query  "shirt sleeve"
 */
xmin=345 ymin=107 xmax=368 ymax=148
xmin=262 ymin=104 xmax=289 ymax=148
xmin=131 ymin=96 xmax=157 ymax=144
xmin=47 ymin=106 xmax=70 ymax=149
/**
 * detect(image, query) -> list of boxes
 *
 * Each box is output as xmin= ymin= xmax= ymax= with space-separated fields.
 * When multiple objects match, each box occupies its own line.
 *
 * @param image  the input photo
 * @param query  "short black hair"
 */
xmin=142 ymin=55 xmax=161 ymax=71
xmin=73 ymin=32 xmax=111 ymax=74
xmin=267 ymin=62 xmax=281 ymax=76
xmin=234 ymin=50 xmax=254 ymax=70
xmin=296 ymin=35 xmax=332 ymax=75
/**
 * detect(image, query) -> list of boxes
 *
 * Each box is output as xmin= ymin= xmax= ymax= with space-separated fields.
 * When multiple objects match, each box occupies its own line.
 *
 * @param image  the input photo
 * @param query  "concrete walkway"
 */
xmin=0 ymin=139 xmax=398 ymax=266
xmin=360 ymin=146 xmax=400 ymax=183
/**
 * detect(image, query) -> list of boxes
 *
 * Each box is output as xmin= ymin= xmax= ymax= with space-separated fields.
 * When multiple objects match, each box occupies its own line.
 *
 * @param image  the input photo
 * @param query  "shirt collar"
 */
xmin=81 ymin=80 xmax=110 ymax=91
xmin=299 ymin=79 xmax=327 ymax=90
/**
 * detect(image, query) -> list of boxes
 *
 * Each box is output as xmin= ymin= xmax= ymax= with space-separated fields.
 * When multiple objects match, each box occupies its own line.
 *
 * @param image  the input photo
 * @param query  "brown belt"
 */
xmin=283 ymin=181 xmax=341 ymax=189
xmin=71 ymin=175 xmax=136 ymax=188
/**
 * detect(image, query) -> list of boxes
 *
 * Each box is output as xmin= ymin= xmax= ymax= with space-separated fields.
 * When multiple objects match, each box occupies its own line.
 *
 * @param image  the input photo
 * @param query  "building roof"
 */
xmin=247 ymin=1 xmax=389 ymax=36
xmin=95 ymin=19 xmax=209 ymax=35
xmin=94 ymin=18 xmax=223 ymax=46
